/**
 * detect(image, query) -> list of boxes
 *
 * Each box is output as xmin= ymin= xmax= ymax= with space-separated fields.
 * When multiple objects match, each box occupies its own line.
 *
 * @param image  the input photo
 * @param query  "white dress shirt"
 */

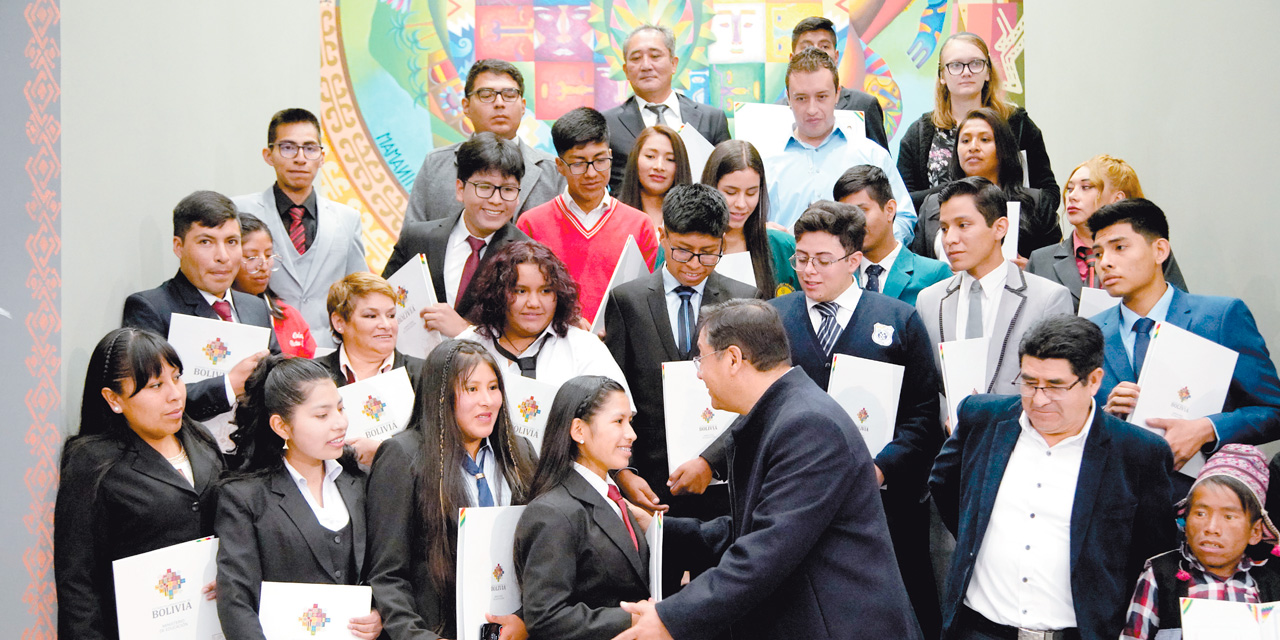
xmin=457 ymin=325 xmax=634 ymax=409
xmin=459 ymin=439 xmax=513 ymax=506
xmin=805 ymin=282 xmax=863 ymax=337
xmin=636 ymin=91 xmax=683 ymax=129
xmin=198 ymin=288 xmax=239 ymax=321
xmin=964 ymin=402 xmax=1097 ymax=630
xmin=562 ymin=191 xmax=615 ymax=229
xmin=444 ymin=215 xmax=496 ymax=306
xmin=859 ymin=242 xmax=902 ymax=290
xmin=573 ymin=462 xmax=624 ymax=520
xmin=166 ymin=448 xmax=195 ymax=488
xmin=955 ymin=261 xmax=1010 ymax=340
xmin=337 ymin=345 xmax=395 ymax=383
xmin=197 ymin=288 xmax=241 ymax=409
xmin=661 ymin=269 xmax=705 ymax=342
xmin=283 ymin=458 xmax=351 ymax=532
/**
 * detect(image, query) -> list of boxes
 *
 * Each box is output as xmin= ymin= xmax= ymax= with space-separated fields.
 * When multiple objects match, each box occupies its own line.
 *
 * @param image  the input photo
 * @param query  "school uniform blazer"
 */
xmin=403 ymin=137 xmax=565 ymax=225
xmin=232 ymin=188 xmax=369 ymax=349
xmin=514 ymin=471 xmax=651 ymax=640
xmin=603 ymin=94 xmax=732 ymax=192
xmin=929 ymin=395 xmax=1176 ymax=640
xmin=315 ymin=348 xmax=425 ymax=390
xmin=860 ymin=246 xmax=954 ymax=307
xmin=1026 ymin=236 xmax=1188 ymax=311
xmin=214 ymin=465 xmax=368 ymax=640
xmin=122 ymin=270 xmax=280 ymax=421
xmin=915 ymin=263 xmax=1073 ymax=395
xmin=365 ymin=429 xmax=538 ymax=640
xmin=603 ymin=270 xmax=756 ymax=490
xmin=656 ymin=368 xmax=922 ymax=640
xmin=1091 ymin=287 xmax=1280 ymax=449
xmin=380 ymin=212 xmax=529 ymax=314
xmin=55 ymin=425 xmax=224 ymax=640
xmin=775 ymin=85 xmax=889 ymax=150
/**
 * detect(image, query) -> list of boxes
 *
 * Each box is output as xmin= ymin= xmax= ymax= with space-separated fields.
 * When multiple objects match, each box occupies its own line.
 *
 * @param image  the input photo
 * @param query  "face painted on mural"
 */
xmin=708 ymin=4 xmax=766 ymax=64
xmin=534 ymin=6 xmax=594 ymax=62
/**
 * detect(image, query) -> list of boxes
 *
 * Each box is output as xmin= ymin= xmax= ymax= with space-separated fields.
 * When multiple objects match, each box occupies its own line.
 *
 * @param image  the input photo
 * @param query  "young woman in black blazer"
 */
xmin=514 ymin=375 xmax=652 ymax=640
xmin=55 ymin=328 xmax=225 ymax=640
xmin=365 ymin=339 xmax=537 ymax=640
xmin=213 ymin=355 xmax=382 ymax=640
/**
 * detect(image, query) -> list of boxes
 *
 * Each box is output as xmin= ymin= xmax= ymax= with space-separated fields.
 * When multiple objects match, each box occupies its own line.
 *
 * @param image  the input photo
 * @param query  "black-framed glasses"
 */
xmin=692 ymin=348 xmax=726 ymax=372
xmin=467 ymin=181 xmax=521 ymax=201
xmin=271 ymin=141 xmax=324 ymax=160
xmin=562 ymin=156 xmax=612 ymax=175
xmin=469 ymin=87 xmax=522 ymax=103
xmin=944 ymin=59 xmax=988 ymax=76
xmin=789 ymin=251 xmax=856 ymax=270
xmin=669 ymin=247 xmax=722 ymax=266
xmin=241 ymin=254 xmax=279 ymax=273
xmin=1013 ymin=375 xmax=1083 ymax=401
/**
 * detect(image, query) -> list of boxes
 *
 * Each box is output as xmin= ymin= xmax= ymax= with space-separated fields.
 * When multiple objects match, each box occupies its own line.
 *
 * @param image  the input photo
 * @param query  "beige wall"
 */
xmin=61 ymin=0 xmax=319 ymax=432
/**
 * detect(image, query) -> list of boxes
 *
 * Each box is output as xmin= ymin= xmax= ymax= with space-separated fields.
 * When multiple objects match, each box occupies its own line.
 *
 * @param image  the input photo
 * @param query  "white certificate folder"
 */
xmin=502 ymin=374 xmax=560 ymax=452
xmin=1180 ymin=597 xmax=1280 ymax=639
xmin=386 ymin=253 xmax=444 ymax=360
xmin=938 ymin=338 xmax=989 ymax=432
xmin=456 ymin=506 xmax=526 ymax=640
xmin=827 ymin=354 xmax=903 ymax=457
xmin=591 ymin=235 xmax=651 ymax=333
xmin=257 ymin=581 xmax=372 ymax=639
xmin=337 ymin=366 xmax=415 ymax=441
xmin=113 ymin=536 xmax=222 ymax=639
xmin=168 ymin=313 xmax=271 ymax=382
xmin=662 ymin=361 xmax=739 ymax=476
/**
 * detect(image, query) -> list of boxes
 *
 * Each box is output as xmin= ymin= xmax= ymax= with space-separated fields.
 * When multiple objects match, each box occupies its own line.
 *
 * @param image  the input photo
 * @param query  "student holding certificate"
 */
xmin=215 ymin=356 xmax=383 ymax=639
xmin=55 ymin=328 xmax=225 ymax=639
xmin=365 ymin=340 xmax=537 ymax=640
xmin=514 ymin=376 xmax=652 ymax=640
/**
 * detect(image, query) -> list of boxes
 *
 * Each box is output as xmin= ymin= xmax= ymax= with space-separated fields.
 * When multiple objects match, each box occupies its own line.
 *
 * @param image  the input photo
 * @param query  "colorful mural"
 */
xmin=318 ymin=0 xmax=1026 ymax=270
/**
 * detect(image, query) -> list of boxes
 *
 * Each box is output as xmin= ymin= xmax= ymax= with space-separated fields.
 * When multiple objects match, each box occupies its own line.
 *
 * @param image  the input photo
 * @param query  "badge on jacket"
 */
xmin=872 ymin=323 xmax=894 ymax=346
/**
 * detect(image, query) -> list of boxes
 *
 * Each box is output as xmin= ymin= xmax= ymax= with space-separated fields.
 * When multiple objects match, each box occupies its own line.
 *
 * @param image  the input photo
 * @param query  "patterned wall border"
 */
xmin=23 ymin=0 xmax=60 ymax=637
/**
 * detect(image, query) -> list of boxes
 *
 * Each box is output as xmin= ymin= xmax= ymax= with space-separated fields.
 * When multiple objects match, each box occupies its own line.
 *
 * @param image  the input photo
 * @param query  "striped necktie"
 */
xmin=814 ymin=301 xmax=841 ymax=357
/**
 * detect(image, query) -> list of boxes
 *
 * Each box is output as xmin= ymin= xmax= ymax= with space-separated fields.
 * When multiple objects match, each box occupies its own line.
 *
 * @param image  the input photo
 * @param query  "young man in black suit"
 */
xmin=767 ymin=199 xmax=944 ymax=638
xmin=122 ymin=190 xmax=273 ymax=422
xmin=381 ymin=132 xmax=531 ymax=338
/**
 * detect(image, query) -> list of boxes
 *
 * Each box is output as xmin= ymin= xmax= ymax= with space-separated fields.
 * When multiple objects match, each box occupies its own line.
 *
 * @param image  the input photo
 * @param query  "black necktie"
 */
xmin=1132 ymin=317 xmax=1156 ymax=376
xmin=675 ymin=286 xmax=696 ymax=358
xmin=865 ymin=264 xmax=885 ymax=293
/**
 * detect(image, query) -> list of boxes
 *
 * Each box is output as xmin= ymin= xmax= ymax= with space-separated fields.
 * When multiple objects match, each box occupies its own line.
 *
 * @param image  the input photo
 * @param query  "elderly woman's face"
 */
xmin=505 ymin=262 xmax=557 ymax=340
xmin=333 ymin=293 xmax=398 ymax=357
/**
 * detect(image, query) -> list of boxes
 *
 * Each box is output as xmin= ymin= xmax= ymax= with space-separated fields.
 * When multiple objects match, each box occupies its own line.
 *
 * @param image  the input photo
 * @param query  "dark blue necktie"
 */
xmin=461 ymin=448 xmax=494 ymax=507
xmin=865 ymin=264 xmax=885 ymax=293
xmin=1132 ymin=317 xmax=1156 ymax=377
xmin=814 ymin=301 xmax=840 ymax=357
xmin=676 ymin=286 xmax=696 ymax=358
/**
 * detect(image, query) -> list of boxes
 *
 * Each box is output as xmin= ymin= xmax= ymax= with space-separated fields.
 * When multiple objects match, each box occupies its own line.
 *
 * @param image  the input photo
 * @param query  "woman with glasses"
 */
xmin=232 ymin=213 xmax=316 ymax=358
xmin=896 ymin=32 xmax=1057 ymax=208
xmin=616 ymin=125 xmax=693 ymax=235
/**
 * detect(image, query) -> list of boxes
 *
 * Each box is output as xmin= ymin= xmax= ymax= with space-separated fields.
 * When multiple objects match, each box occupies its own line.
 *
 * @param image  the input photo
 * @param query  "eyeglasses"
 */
xmin=692 ymin=348 xmax=726 ymax=372
xmin=241 ymin=254 xmax=278 ymax=273
xmin=467 ymin=181 xmax=521 ymax=201
xmin=270 ymin=141 xmax=324 ymax=160
xmin=562 ymin=156 xmax=612 ymax=175
xmin=788 ymin=251 xmax=855 ymax=270
xmin=669 ymin=247 xmax=722 ymax=267
xmin=469 ymin=87 xmax=522 ymax=103
xmin=943 ymin=59 xmax=988 ymax=76
xmin=1014 ymin=375 xmax=1083 ymax=401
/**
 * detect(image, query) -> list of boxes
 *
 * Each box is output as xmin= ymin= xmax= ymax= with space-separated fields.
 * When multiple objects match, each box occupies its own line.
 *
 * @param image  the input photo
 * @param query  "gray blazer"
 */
xmin=603 ymin=93 xmax=732 ymax=192
xmin=402 ymin=138 xmax=563 ymax=225
xmin=232 ymin=188 xmax=368 ymax=349
xmin=1027 ymin=236 xmax=1189 ymax=311
xmin=915 ymin=263 xmax=1073 ymax=394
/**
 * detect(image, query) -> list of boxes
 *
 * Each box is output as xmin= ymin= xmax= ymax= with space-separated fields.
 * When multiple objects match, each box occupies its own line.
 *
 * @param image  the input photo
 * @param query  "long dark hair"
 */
xmin=464 ymin=241 xmax=580 ymax=340
xmin=527 ymin=375 xmax=627 ymax=500
xmin=228 ymin=355 xmax=342 ymax=474
xmin=412 ymin=339 xmax=536 ymax=606
xmin=617 ymin=125 xmax=692 ymax=210
xmin=947 ymin=107 xmax=1024 ymax=189
xmin=235 ymin=213 xmax=284 ymax=320
xmin=701 ymin=140 xmax=778 ymax=299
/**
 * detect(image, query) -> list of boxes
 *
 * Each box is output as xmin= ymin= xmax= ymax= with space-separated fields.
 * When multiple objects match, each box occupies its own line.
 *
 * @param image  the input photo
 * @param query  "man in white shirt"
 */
xmin=930 ymin=314 xmax=1176 ymax=640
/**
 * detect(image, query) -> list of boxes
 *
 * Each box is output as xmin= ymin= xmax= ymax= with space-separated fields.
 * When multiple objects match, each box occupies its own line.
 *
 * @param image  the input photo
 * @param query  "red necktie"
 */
xmin=288 ymin=205 xmax=308 ymax=254
xmin=606 ymin=484 xmax=639 ymax=551
xmin=212 ymin=300 xmax=233 ymax=322
xmin=457 ymin=236 xmax=486 ymax=301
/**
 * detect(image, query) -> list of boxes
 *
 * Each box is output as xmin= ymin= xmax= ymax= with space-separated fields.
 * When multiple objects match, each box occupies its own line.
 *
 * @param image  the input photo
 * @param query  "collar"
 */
xmin=805 ymin=280 xmax=863 ymax=315
xmin=338 ymin=345 xmax=395 ymax=382
xmin=572 ymin=461 xmax=618 ymax=499
xmin=1120 ymin=283 xmax=1174 ymax=332
xmin=661 ymin=267 xmax=708 ymax=296
xmin=449 ymin=214 xmax=498 ymax=247
xmin=283 ymin=457 xmax=343 ymax=487
xmin=635 ymin=91 xmax=680 ymax=116
xmin=960 ymin=260 xmax=1009 ymax=299
xmin=561 ymin=190 xmax=613 ymax=218
xmin=500 ymin=324 xmax=556 ymax=358
xmin=1017 ymin=399 xmax=1097 ymax=449
xmin=862 ymin=242 xmax=902 ymax=279
xmin=1178 ymin=541 xmax=1267 ymax=576
xmin=197 ymin=287 xmax=235 ymax=310
xmin=467 ymin=438 xmax=493 ymax=465
xmin=784 ymin=124 xmax=844 ymax=152
xmin=1071 ymin=230 xmax=1091 ymax=254
xmin=273 ymin=183 xmax=317 ymax=219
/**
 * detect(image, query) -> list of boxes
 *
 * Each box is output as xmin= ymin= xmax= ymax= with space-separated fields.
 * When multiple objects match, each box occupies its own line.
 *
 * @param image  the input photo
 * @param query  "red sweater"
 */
xmin=517 ymin=195 xmax=658 ymax=322
xmin=273 ymin=300 xmax=316 ymax=358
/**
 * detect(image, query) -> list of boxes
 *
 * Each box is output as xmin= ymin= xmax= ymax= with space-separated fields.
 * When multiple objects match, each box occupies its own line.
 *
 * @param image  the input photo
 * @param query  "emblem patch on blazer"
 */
xmin=518 ymin=396 xmax=541 ymax=422
xmin=394 ymin=286 xmax=409 ymax=307
xmin=202 ymin=338 xmax=230 ymax=365
xmin=363 ymin=395 xmax=386 ymax=421
xmin=1178 ymin=386 xmax=1191 ymax=403
xmin=154 ymin=568 xmax=186 ymax=600
xmin=871 ymin=323 xmax=894 ymax=347
xmin=298 ymin=604 xmax=331 ymax=636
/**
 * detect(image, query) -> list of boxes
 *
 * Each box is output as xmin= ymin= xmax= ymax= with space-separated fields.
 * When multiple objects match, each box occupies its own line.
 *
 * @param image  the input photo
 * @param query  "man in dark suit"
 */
xmin=773 ymin=16 xmax=888 ymax=149
xmin=1087 ymin=199 xmax=1280 ymax=494
xmin=381 ymin=132 xmax=531 ymax=338
xmin=766 ymin=199 xmax=944 ymax=638
xmin=122 ymin=190 xmax=274 ymax=422
xmin=930 ymin=315 xmax=1176 ymax=640
xmin=836 ymin=164 xmax=951 ymax=306
xmin=616 ymin=299 xmax=922 ymax=640
xmin=603 ymin=24 xmax=731 ymax=192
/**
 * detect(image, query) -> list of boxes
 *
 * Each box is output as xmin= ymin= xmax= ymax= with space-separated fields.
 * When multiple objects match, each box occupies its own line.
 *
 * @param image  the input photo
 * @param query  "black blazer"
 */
xmin=602 ymin=94 xmax=732 ymax=192
xmin=776 ymin=85 xmax=889 ymax=150
xmin=1026 ymin=235 xmax=1188 ymax=311
xmin=55 ymin=425 xmax=224 ymax=640
xmin=655 ymin=369 xmax=922 ymax=639
xmin=603 ymin=271 xmax=755 ymax=495
xmin=316 ymin=347 xmax=425 ymax=390
xmin=514 ymin=471 xmax=651 ymax=640
xmin=929 ymin=395 xmax=1176 ymax=640
xmin=122 ymin=270 xmax=279 ymax=421
xmin=214 ymin=465 xmax=368 ymax=640
xmin=381 ymin=212 xmax=529 ymax=315
xmin=365 ymin=429 xmax=538 ymax=640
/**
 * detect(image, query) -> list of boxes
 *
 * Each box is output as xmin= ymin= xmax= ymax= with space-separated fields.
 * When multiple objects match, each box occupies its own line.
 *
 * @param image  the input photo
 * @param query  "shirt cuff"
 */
xmin=223 ymin=375 xmax=237 ymax=407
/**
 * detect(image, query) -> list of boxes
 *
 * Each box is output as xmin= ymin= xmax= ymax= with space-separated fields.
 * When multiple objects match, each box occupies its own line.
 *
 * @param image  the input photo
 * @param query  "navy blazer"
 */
xmin=603 ymin=94 xmax=731 ymax=192
xmin=214 ymin=464 xmax=368 ymax=640
xmin=929 ymin=395 xmax=1176 ymax=640
xmin=514 ymin=471 xmax=651 ymax=640
xmin=1092 ymin=287 xmax=1280 ymax=449
xmin=122 ymin=270 xmax=279 ymax=421
xmin=656 ymin=369 xmax=921 ymax=639
xmin=860 ymin=246 xmax=953 ymax=307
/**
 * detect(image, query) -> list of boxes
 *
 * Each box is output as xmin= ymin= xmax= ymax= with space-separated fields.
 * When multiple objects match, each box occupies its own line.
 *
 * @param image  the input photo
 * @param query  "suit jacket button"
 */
xmin=334 ymin=535 xmax=342 ymax=543
xmin=191 ymin=502 xmax=200 ymax=512
xmin=335 ymin=570 xmax=343 ymax=578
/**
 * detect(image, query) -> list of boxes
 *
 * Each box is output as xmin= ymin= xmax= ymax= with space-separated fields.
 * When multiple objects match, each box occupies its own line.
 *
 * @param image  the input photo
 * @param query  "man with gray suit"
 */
xmin=232 ymin=108 xmax=368 ymax=349
xmin=603 ymin=25 xmax=731 ymax=193
xmin=916 ymin=177 xmax=1072 ymax=396
xmin=403 ymin=59 xmax=564 ymax=224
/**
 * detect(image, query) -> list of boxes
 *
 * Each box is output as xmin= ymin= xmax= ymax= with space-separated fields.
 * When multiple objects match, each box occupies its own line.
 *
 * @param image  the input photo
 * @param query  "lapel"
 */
xmin=178 ymin=427 xmax=218 ymax=497
xmin=1069 ymin=410 xmax=1113 ymax=571
xmin=127 ymin=430 xmax=200 ymax=495
xmin=171 ymin=270 xmax=221 ymax=320
xmin=1097 ymin=306 xmax=1135 ymax=383
xmin=972 ymin=416 xmax=1022 ymax=548
xmin=675 ymin=94 xmax=700 ymax=130
xmin=335 ymin=472 xmax=366 ymax=577
xmin=563 ymin=471 xmax=648 ymax=581
xmin=882 ymin=248 xmax=912 ymax=301
xmin=1164 ymin=286 xmax=1195 ymax=331
xmin=515 ymin=139 xmax=542 ymax=211
xmin=258 ymin=188 xmax=305 ymax=288
xmin=1049 ymin=239 xmax=1084 ymax=301
xmin=271 ymin=467 xmax=340 ymax=580
xmin=425 ymin=216 xmax=456 ymax=301
xmin=937 ymin=275 xmax=962 ymax=342
xmin=619 ymin=97 xmax=646 ymax=139
xmin=644 ymin=271 xmax=681 ymax=361
xmin=986 ymin=264 xmax=1030 ymax=392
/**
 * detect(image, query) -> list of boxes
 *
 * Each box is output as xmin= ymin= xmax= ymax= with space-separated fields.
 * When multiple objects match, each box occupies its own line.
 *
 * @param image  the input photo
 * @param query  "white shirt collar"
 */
xmin=561 ymin=189 xmax=613 ymax=219
xmin=449 ymin=214 xmax=497 ymax=248
xmin=636 ymin=91 xmax=681 ymax=120
xmin=661 ymin=266 xmax=708 ymax=296
xmin=1017 ymin=400 xmax=1097 ymax=449
xmin=572 ymin=461 xmax=617 ymax=500
xmin=198 ymin=288 xmax=236 ymax=313
xmin=961 ymin=260 xmax=1010 ymax=300
xmin=338 ymin=345 xmax=395 ymax=382
xmin=283 ymin=457 xmax=343 ymax=487
xmin=860 ymin=241 xmax=902 ymax=285
xmin=805 ymin=280 xmax=863 ymax=314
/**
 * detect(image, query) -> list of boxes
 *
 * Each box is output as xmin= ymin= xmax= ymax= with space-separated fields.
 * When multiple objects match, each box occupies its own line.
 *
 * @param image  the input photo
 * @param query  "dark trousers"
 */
xmin=885 ymin=489 xmax=942 ymax=640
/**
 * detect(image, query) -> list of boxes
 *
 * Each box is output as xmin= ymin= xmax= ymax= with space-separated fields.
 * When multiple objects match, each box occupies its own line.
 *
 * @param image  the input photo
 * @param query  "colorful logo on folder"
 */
xmin=493 ymin=563 xmax=505 ymax=582
xmin=1178 ymin=386 xmax=1191 ymax=402
xmin=395 ymin=286 xmax=408 ymax=307
xmin=363 ymin=395 xmax=386 ymax=421
xmin=700 ymin=408 xmax=714 ymax=423
xmin=299 ymin=604 xmax=331 ymax=636
xmin=518 ymin=396 xmax=541 ymax=422
xmin=202 ymin=338 xmax=230 ymax=365
xmin=857 ymin=408 xmax=870 ymax=424
xmin=154 ymin=568 xmax=185 ymax=600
